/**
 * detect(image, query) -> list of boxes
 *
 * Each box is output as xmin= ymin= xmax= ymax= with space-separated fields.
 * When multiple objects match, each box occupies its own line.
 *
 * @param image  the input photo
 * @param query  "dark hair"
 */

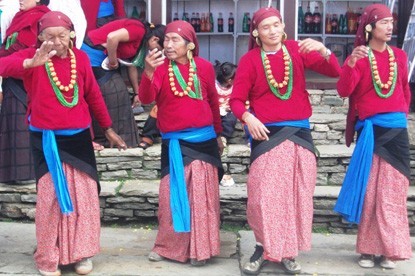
xmin=214 ymin=60 xmax=237 ymax=86
xmin=144 ymin=22 xmax=166 ymax=48
xmin=39 ymin=0 xmax=50 ymax=5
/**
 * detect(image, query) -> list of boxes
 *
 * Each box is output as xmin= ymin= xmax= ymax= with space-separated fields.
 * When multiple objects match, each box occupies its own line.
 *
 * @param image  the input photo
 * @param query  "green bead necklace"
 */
xmin=261 ymin=45 xmax=293 ymax=100
xmin=368 ymin=46 xmax=397 ymax=99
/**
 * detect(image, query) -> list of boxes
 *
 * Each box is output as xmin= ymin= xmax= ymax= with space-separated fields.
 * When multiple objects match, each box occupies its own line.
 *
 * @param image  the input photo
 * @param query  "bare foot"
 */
xmin=93 ymin=142 xmax=104 ymax=151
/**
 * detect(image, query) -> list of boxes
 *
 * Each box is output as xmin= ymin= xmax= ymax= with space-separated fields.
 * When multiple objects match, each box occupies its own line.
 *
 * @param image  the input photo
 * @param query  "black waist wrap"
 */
xmin=3 ymin=78 xmax=27 ymax=108
xmin=357 ymin=126 xmax=411 ymax=180
xmin=250 ymin=126 xmax=316 ymax=163
xmin=30 ymin=129 xmax=100 ymax=192
xmin=160 ymin=138 xmax=224 ymax=182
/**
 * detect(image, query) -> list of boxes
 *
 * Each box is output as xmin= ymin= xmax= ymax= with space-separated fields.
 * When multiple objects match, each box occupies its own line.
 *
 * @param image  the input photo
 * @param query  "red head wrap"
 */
xmin=249 ymin=7 xmax=282 ymax=50
xmin=354 ymin=4 xmax=392 ymax=47
xmin=38 ymin=11 xmax=74 ymax=34
xmin=165 ymin=20 xmax=199 ymax=56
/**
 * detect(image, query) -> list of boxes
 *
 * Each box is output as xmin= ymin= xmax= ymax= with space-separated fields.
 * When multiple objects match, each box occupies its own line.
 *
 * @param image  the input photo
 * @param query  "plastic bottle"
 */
xmin=298 ymin=5 xmax=304 ymax=34
xmin=228 ymin=12 xmax=234 ymax=33
xmin=325 ymin=13 xmax=332 ymax=34
xmin=304 ymin=6 xmax=313 ymax=33
xmin=313 ymin=6 xmax=321 ymax=34
xmin=218 ymin=12 xmax=224 ymax=32
xmin=201 ymin=13 xmax=206 ymax=32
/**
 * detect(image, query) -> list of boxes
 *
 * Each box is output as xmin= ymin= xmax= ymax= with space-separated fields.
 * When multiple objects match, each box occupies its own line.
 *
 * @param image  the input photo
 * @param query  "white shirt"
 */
xmin=0 ymin=0 xmax=19 ymax=44
xmin=48 ymin=0 xmax=87 ymax=49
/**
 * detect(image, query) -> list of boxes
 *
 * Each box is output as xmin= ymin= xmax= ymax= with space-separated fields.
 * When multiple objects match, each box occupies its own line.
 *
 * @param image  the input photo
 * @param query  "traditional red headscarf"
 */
xmin=249 ymin=7 xmax=282 ymax=51
xmin=38 ymin=11 xmax=74 ymax=34
xmin=165 ymin=20 xmax=199 ymax=57
xmin=354 ymin=4 xmax=392 ymax=47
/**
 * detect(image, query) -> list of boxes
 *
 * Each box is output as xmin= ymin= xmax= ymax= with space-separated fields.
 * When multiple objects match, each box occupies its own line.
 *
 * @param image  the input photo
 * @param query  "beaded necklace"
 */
xmin=368 ymin=46 xmax=397 ymax=99
xmin=45 ymin=49 xmax=79 ymax=108
xmin=168 ymin=59 xmax=202 ymax=99
xmin=261 ymin=45 xmax=293 ymax=100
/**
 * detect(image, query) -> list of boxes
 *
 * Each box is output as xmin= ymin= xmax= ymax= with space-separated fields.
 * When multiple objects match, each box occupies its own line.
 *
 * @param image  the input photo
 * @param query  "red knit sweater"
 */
xmin=337 ymin=46 xmax=411 ymax=120
xmin=230 ymin=40 xmax=341 ymax=123
xmin=0 ymin=48 xmax=112 ymax=130
xmin=139 ymin=57 xmax=223 ymax=134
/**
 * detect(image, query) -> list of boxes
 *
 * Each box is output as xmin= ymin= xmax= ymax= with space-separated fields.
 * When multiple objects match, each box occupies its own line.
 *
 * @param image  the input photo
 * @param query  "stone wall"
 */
xmin=1 ymin=88 xmax=414 ymax=235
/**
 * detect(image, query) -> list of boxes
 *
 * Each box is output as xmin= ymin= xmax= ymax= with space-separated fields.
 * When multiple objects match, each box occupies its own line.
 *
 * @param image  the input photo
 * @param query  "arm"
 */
xmin=105 ymin=28 xmax=130 ymax=69
xmin=336 ymin=46 xmax=368 ymax=98
xmin=138 ymin=48 xmax=165 ymax=104
xmin=398 ymin=50 xmax=412 ymax=112
xmin=298 ymin=38 xmax=341 ymax=77
xmin=128 ymin=66 xmax=141 ymax=107
xmin=205 ymin=63 xmax=222 ymax=135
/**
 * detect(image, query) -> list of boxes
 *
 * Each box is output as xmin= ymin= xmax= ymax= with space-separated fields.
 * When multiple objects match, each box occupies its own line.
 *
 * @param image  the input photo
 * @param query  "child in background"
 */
xmin=214 ymin=61 xmax=237 ymax=187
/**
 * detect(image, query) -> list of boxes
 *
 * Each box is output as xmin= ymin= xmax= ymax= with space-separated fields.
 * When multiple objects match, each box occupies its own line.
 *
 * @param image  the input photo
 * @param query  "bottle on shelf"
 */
xmin=228 ymin=12 xmax=234 ymax=33
xmin=173 ymin=12 xmax=179 ymax=21
xmin=355 ymin=7 xmax=363 ymax=33
xmin=131 ymin=6 xmax=139 ymax=19
xmin=205 ymin=13 xmax=211 ymax=32
xmin=313 ymin=6 xmax=321 ymax=34
xmin=182 ymin=12 xmax=189 ymax=22
xmin=196 ymin=12 xmax=201 ymax=32
xmin=347 ymin=9 xmax=356 ymax=34
xmin=138 ymin=4 xmax=146 ymax=20
xmin=304 ymin=5 xmax=313 ymax=34
xmin=218 ymin=12 xmax=224 ymax=32
xmin=325 ymin=13 xmax=332 ymax=34
xmin=331 ymin=14 xmax=339 ymax=34
xmin=210 ymin=13 xmax=214 ymax=33
xmin=191 ymin=12 xmax=197 ymax=31
xmin=338 ymin=14 xmax=345 ymax=34
xmin=298 ymin=5 xmax=304 ymax=34
xmin=201 ymin=13 xmax=206 ymax=32
xmin=242 ymin=12 xmax=249 ymax=33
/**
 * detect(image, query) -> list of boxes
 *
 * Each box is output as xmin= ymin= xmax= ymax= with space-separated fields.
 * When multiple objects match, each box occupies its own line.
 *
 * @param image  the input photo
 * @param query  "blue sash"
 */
xmin=265 ymin=119 xmax=311 ymax=129
xmin=161 ymin=126 xmax=216 ymax=232
xmin=81 ymin=43 xmax=106 ymax=67
xmin=334 ymin=112 xmax=407 ymax=224
xmin=30 ymin=125 xmax=86 ymax=214
xmin=97 ymin=0 xmax=115 ymax=18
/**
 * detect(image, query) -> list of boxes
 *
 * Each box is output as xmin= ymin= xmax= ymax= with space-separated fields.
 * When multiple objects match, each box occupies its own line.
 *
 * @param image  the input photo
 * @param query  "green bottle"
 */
xmin=209 ymin=13 xmax=214 ymax=32
xmin=131 ymin=6 xmax=139 ymax=19
xmin=242 ymin=12 xmax=249 ymax=33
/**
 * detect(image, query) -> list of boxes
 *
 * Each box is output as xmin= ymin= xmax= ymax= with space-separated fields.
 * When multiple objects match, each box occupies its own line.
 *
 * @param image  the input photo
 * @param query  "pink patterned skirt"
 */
xmin=34 ymin=163 xmax=101 ymax=271
xmin=247 ymin=140 xmax=317 ymax=262
xmin=356 ymin=154 xmax=412 ymax=260
xmin=153 ymin=160 xmax=220 ymax=262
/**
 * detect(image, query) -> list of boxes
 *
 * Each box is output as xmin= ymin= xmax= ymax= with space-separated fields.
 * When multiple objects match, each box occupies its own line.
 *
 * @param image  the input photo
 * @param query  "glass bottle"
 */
xmin=331 ymin=14 xmax=338 ymax=34
xmin=131 ymin=6 xmax=139 ymax=19
xmin=182 ymin=12 xmax=189 ymax=22
xmin=210 ymin=13 xmax=214 ymax=33
xmin=173 ymin=12 xmax=179 ymax=21
xmin=242 ymin=12 xmax=249 ymax=33
xmin=298 ymin=5 xmax=304 ymax=34
xmin=218 ymin=12 xmax=224 ymax=32
xmin=228 ymin=12 xmax=234 ymax=33
xmin=325 ymin=13 xmax=332 ymax=34
xmin=191 ymin=12 xmax=197 ymax=31
xmin=313 ymin=6 xmax=321 ymax=34
xmin=304 ymin=5 xmax=313 ymax=34
xmin=196 ymin=12 xmax=201 ymax=32
xmin=201 ymin=13 xmax=206 ymax=32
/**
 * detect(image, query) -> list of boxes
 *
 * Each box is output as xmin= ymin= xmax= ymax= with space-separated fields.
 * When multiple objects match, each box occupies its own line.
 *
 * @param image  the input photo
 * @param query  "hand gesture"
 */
xmin=104 ymin=128 xmax=127 ymax=150
xmin=347 ymin=46 xmax=369 ymax=68
xmin=298 ymin=38 xmax=326 ymax=55
xmin=24 ymin=41 xmax=56 ymax=69
xmin=244 ymin=113 xmax=270 ymax=141
xmin=144 ymin=48 xmax=165 ymax=79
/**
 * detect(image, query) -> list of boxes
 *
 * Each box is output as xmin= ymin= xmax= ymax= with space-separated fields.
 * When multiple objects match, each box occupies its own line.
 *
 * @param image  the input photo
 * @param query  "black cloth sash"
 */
xmin=3 ymin=78 xmax=27 ymax=108
xmin=250 ymin=126 xmax=315 ymax=163
xmin=92 ymin=67 xmax=116 ymax=85
xmin=357 ymin=126 xmax=411 ymax=180
xmin=30 ymin=129 xmax=100 ymax=192
xmin=160 ymin=138 xmax=224 ymax=182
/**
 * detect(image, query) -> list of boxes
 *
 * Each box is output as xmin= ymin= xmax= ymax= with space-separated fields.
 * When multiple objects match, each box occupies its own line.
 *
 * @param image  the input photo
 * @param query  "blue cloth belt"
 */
xmin=334 ymin=112 xmax=407 ymax=224
xmin=161 ymin=126 xmax=216 ymax=233
xmin=265 ymin=119 xmax=311 ymax=129
xmin=30 ymin=125 xmax=86 ymax=215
